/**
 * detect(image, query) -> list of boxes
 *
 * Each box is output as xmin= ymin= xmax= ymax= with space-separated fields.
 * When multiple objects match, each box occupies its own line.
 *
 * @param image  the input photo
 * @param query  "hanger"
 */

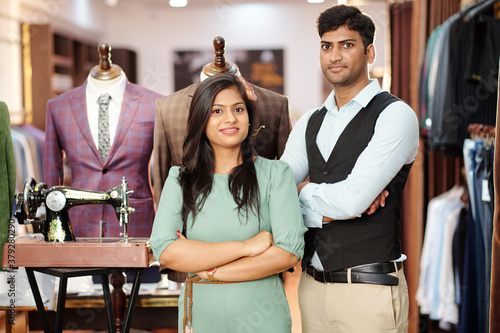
xmin=89 ymin=42 xmax=122 ymax=80
xmin=464 ymin=0 xmax=499 ymax=21
xmin=461 ymin=0 xmax=483 ymax=17
xmin=467 ymin=123 xmax=496 ymax=146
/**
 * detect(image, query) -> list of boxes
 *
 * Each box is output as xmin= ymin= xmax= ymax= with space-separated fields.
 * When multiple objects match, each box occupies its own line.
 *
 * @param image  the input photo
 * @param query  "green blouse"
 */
xmin=150 ymin=156 xmax=306 ymax=263
xmin=150 ymin=157 xmax=306 ymax=332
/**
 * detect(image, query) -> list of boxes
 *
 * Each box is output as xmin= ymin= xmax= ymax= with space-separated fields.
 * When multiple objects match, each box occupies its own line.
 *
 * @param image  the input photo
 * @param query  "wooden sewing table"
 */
xmin=2 ymin=236 xmax=153 ymax=333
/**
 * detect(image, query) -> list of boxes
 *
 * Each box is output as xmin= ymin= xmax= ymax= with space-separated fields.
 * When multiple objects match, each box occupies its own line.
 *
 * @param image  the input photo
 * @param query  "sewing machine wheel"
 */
xmin=23 ymin=177 xmax=38 ymax=219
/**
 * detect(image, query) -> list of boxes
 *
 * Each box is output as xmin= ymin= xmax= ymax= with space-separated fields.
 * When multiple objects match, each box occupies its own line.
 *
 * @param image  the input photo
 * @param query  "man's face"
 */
xmin=319 ymin=25 xmax=375 ymax=87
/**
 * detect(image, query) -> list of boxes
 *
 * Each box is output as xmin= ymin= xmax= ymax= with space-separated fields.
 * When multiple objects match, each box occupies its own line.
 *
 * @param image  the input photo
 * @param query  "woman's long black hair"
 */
xmin=178 ymin=74 xmax=261 ymax=232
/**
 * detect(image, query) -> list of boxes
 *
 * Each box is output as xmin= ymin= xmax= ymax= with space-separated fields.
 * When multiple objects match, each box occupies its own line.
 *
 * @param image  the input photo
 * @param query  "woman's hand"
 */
xmin=195 ymin=230 xmax=273 ymax=279
xmin=162 ymin=229 xmax=274 ymax=273
xmin=242 ymin=230 xmax=273 ymax=257
xmin=176 ymin=230 xmax=186 ymax=240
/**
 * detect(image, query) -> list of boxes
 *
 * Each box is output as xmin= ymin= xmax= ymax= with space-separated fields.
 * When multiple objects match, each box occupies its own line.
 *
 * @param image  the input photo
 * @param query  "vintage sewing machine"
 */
xmin=14 ymin=176 xmax=136 ymax=242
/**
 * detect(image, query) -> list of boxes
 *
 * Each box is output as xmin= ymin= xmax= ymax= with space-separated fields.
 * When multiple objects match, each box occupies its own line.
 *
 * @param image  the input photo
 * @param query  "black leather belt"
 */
xmin=305 ymin=262 xmax=401 ymax=286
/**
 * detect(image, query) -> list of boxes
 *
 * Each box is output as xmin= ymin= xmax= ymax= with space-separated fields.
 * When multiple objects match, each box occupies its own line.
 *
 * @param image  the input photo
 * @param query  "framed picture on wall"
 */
xmin=174 ymin=49 xmax=284 ymax=95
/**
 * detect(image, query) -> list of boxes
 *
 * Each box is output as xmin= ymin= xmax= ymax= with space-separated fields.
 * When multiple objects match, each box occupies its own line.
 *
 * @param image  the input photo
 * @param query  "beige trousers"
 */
xmin=298 ymin=267 xmax=409 ymax=333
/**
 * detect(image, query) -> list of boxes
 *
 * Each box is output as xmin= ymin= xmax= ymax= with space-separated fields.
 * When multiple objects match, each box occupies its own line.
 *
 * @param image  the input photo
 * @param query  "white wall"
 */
xmin=0 ymin=0 xmax=109 ymax=119
xmin=19 ymin=0 xmax=108 ymax=39
xmin=0 ymin=0 xmax=23 ymax=119
xmin=105 ymin=1 xmax=389 ymax=119
xmin=5 ymin=0 xmax=389 ymax=121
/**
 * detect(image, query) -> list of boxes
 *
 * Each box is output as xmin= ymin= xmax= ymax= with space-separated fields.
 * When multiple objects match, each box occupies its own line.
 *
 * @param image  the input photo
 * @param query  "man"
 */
xmin=280 ymin=5 xmax=419 ymax=332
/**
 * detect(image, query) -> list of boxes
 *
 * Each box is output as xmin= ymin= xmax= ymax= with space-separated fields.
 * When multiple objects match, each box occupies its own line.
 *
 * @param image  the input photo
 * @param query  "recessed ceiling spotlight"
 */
xmin=105 ymin=0 xmax=118 ymax=7
xmin=169 ymin=0 xmax=187 ymax=7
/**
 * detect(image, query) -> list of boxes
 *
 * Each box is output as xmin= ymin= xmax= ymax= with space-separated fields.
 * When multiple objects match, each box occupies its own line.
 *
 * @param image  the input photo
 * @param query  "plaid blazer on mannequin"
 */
xmin=43 ymin=81 xmax=163 ymax=238
xmin=152 ymin=81 xmax=291 ymax=205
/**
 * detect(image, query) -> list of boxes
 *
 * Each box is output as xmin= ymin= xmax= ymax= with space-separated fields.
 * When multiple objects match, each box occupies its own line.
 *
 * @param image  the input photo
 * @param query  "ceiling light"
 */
xmin=307 ymin=0 xmax=325 ymax=3
xmin=169 ymin=0 xmax=187 ymax=7
xmin=105 ymin=0 xmax=118 ymax=7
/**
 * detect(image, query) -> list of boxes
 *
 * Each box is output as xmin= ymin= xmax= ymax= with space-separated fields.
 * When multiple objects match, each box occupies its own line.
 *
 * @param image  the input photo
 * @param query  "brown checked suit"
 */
xmin=152 ymin=80 xmax=291 ymax=205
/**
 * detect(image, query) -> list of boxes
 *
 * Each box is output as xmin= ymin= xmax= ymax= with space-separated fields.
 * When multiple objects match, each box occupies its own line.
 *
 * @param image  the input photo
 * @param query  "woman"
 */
xmin=149 ymin=74 xmax=306 ymax=333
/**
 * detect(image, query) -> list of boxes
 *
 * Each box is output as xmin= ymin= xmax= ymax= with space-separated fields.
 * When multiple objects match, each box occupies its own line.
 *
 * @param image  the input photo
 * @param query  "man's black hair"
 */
xmin=317 ymin=4 xmax=376 ymax=52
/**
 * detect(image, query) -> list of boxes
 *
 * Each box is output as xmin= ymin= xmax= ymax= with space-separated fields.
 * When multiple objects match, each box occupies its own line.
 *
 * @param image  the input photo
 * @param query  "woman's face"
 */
xmin=205 ymin=87 xmax=250 ymax=153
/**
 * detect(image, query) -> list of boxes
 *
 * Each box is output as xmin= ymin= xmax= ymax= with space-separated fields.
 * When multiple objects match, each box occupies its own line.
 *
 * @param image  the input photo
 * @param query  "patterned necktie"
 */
xmin=98 ymin=93 xmax=111 ymax=162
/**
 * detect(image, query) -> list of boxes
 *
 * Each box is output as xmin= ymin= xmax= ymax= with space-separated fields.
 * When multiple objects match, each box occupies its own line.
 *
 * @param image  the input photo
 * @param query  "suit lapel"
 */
xmin=172 ymin=82 xmax=198 ymax=156
xmin=184 ymin=82 xmax=199 ymax=109
xmin=106 ymin=82 xmax=140 ymax=163
xmin=70 ymin=85 xmax=103 ymax=163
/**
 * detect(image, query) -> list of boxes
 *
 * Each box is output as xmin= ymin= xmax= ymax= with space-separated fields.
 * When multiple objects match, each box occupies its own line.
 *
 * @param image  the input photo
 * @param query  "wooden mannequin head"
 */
xmin=202 ymin=36 xmax=239 ymax=77
xmin=90 ymin=42 xmax=122 ymax=81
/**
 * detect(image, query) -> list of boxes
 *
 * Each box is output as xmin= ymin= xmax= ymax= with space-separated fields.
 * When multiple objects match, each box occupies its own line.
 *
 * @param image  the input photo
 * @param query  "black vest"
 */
xmin=302 ymin=92 xmax=413 ymax=272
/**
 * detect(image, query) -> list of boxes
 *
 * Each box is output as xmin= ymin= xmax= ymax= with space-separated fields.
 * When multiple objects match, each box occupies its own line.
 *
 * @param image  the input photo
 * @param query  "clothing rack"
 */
xmin=10 ymin=124 xmax=45 ymax=193
xmin=460 ymin=122 xmax=495 ymax=333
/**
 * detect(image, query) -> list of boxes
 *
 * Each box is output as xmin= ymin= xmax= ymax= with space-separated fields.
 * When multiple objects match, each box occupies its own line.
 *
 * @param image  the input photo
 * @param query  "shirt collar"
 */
xmin=86 ymin=71 xmax=127 ymax=106
xmin=323 ymin=79 xmax=382 ymax=113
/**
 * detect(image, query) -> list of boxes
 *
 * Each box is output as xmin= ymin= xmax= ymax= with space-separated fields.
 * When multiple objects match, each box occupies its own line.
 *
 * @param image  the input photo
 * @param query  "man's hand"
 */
xmin=363 ymin=190 xmax=389 ymax=215
xmin=297 ymin=180 xmax=310 ymax=194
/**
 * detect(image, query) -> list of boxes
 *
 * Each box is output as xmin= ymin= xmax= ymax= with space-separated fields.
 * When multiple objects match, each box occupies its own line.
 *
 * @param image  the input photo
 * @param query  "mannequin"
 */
xmin=152 ymin=36 xmax=292 ymax=283
xmin=44 ymin=42 xmax=163 ymax=239
xmin=44 ymin=42 xmax=163 ymax=331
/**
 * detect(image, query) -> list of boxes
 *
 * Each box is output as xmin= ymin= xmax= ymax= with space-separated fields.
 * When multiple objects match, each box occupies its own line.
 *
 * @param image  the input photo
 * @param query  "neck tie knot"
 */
xmin=98 ymin=93 xmax=111 ymax=106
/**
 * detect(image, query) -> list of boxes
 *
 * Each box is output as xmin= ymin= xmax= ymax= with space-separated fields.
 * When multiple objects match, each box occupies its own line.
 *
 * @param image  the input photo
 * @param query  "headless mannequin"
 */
xmin=45 ymin=39 xmax=161 ymax=235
